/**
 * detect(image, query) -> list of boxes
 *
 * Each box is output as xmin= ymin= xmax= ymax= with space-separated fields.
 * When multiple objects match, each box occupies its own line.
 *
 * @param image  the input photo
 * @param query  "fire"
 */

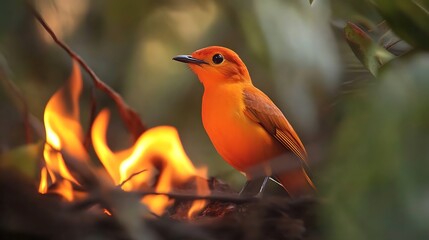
xmin=92 ymin=109 xmax=204 ymax=215
xmin=39 ymin=60 xmax=209 ymax=218
xmin=39 ymin=61 xmax=87 ymax=201
xmin=188 ymin=167 xmax=210 ymax=218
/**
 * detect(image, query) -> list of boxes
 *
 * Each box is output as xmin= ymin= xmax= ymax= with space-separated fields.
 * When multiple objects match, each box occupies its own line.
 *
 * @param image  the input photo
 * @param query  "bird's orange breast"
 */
xmin=202 ymin=82 xmax=284 ymax=174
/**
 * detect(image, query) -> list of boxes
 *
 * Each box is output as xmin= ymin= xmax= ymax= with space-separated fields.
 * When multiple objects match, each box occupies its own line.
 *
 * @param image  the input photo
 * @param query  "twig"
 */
xmin=118 ymin=169 xmax=148 ymax=188
xmin=71 ymin=189 xmax=258 ymax=211
xmin=29 ymin=3 xmax=146 ymax=141
xmin=133 ymin=190 xmax=258 ymax=203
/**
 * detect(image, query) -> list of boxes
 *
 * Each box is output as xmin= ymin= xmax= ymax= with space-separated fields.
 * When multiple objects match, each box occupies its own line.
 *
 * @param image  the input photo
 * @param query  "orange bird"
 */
xmin=173 ymin=46 xmax=315 ymax=196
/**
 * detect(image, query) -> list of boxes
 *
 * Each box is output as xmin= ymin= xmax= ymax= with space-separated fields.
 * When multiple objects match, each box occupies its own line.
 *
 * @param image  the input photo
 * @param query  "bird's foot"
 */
xmin=239 ymin=176 xmax=270 ymax=198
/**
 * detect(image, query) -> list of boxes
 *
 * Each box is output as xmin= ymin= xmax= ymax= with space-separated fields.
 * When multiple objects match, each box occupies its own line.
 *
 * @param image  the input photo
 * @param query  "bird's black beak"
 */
xmin=172 ymin=55 xmax=207 ymax=65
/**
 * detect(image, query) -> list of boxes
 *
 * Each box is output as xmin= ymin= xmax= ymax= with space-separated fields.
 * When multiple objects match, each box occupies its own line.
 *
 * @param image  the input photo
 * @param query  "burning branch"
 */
xmin=29 ymin=3 xmax=146 ymax=141
xmin=118 ymin=169 xmax=147 ymax=188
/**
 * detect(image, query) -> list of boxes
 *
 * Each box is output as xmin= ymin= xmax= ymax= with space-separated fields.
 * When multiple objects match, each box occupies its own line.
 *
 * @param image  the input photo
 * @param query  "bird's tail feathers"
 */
xmin=275 ymin=167 xmax=316 ymax=197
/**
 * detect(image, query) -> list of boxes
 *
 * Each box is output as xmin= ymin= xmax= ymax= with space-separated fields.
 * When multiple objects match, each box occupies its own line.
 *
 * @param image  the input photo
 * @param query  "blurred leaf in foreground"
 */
xmin=344 ymin=22 xmax=395 ymax=76
xmin=374 ymin=0 xmax=429 ymax=50
xmin=0 ymin=142 xmax=43 ymax=179
xmin=323 ymin=53 xmax=429 ymax=240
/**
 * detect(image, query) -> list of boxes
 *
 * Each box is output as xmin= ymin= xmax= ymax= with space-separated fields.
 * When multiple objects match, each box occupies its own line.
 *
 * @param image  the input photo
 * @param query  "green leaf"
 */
xmin=0 ymin=142 xmax=43 ymax=179
xmin=373 ymin=0 xmax=429 ymax=50
xmin=344 ymin=22 xmax=395 ymax=76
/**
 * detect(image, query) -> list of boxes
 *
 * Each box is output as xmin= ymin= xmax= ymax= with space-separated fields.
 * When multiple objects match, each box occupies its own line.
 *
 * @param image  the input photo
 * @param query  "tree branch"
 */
xmin=29 ymin=3 xmax=146 ymax=141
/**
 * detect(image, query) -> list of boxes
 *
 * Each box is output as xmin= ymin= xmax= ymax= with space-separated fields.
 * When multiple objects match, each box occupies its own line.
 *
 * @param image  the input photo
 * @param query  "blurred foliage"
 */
xmin=324 ymin=54 xmax=429 ymax=240
xmin=0 ymin=142 xmax=42 ymax=179
xmin=344 ymin=22 xmax=394 ymax=76
xmin=323 ymin=1 xmax=429 ymax=240
xmin=374 ymin=0 xmax=429 ymax=50
xmin=0 ymin=0 xmax=428 ymax=239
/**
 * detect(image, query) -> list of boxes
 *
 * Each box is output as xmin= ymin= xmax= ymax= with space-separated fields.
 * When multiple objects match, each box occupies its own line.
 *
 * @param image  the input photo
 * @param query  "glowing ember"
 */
xmin=39 ymin=60 xmax=209 ymax=218
xmin=103 ymin=209 xmax=112 ymax=216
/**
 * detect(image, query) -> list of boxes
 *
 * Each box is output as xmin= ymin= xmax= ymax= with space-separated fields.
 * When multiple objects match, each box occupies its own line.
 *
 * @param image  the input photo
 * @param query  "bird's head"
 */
xmin=173 ymin=46 xmax=251 ymax=87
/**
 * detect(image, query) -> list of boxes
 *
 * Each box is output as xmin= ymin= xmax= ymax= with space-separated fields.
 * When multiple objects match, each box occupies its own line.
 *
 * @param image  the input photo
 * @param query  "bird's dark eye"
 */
xmin=212 ymin=53 xmax=224 ymax=64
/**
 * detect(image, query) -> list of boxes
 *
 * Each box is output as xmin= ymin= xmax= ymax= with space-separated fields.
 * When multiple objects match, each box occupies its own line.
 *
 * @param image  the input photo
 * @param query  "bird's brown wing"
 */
xmin=243 ymin=87 xmax=316 ymax=195
xmin=242 ymin=86 xmax=308 ymax=165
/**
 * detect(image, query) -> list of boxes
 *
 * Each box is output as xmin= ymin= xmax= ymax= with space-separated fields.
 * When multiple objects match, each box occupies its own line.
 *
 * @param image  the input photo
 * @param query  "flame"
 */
xmin=51 ymin=180 xmax=74 ymax=201
xmin=39 ymin=60 xmax=209 ymax=218
xmin=188 ymin=167 xmax=210 ymax=218
xmin=39 ymin=60 xmax=88 ymax=201
xmin=38 ymin=167 xmax=48 ymax=194
xmin=92 ymin=109 xmax=208 ymax=215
